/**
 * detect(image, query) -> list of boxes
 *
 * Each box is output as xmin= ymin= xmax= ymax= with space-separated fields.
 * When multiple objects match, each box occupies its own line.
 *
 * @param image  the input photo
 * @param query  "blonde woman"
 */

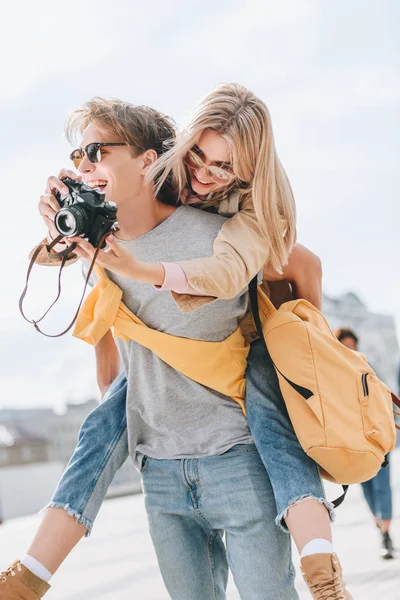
xmin=2 ymin=88 xmax=351 ymax=600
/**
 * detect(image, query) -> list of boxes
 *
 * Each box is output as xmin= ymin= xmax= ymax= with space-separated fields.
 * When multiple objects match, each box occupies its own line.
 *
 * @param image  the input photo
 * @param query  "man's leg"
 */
xmin=141 ymin=457 xmax=229 ymax=600
xmin=199 ymin=444 xmax=298 ymax=600
xmin=1 ymin=374 xmax=129 ymax=599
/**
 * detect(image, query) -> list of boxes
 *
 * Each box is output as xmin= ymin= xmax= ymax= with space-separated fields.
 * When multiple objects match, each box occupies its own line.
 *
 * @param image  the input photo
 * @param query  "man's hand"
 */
xmin=95 ymin=329 xmax=120 ymax=398
xmin=38 ymin=169 xmax=81 ymax=240
xmin=263 ymin=243 xmax=323 ymax=309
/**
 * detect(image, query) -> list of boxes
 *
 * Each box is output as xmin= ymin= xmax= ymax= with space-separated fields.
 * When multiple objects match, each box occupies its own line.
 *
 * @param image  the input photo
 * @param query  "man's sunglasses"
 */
xmin=185 ymin=148 xmax=236 ymax=184
xmin=69 ymin=143 xmax=129 ymax=168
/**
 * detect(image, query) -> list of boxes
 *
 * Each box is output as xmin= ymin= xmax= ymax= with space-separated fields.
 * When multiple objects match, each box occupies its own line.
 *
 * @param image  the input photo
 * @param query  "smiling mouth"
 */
xmin=86 ymin=180 xmax=108 ymax=190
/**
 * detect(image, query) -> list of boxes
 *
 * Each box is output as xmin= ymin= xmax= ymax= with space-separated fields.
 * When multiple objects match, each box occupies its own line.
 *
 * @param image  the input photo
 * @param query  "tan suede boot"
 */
xmin=0 ymin=561 xmax=50 ymax=599
xmin=301 ymin=553 xmax=352 ymax=599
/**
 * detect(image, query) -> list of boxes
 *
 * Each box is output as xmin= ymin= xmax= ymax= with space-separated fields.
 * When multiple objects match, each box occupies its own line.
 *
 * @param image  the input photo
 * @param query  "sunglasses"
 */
xmin=69 ymin=142 xmax=129 ymax=168
xmin=185 ymin=148 xmax=236 ymax=184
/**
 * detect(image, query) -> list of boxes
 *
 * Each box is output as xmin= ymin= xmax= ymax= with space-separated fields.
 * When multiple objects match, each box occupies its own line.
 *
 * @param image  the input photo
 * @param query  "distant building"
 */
xmin=0 ymin=422 xmax=63 ymax=520
xmin=48 ymin=400 xmax=98 ymax=463
xmin=0 ymin=398 xmax=141 ymax=520
xmin=0 ymin=423 xmax=49 ymax=467
xmin=0 ymin=408 xmax=55 ymax=440
xmin=48 ymin=400 xmax=140 ymax=495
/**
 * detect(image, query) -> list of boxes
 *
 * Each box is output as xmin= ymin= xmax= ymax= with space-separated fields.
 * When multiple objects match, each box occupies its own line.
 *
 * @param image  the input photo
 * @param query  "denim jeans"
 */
xmin=361 ymin=454 xmax=393 ymax=520
xmin=48 ymin=340 xmax=329 ymax=545
xmin=141 ymin=445 xmax=298 ymax=599
xmin=48 ymin=372 xmax=129 ymax=532
xmin=245 ymin=340 xmax=331 ymax=529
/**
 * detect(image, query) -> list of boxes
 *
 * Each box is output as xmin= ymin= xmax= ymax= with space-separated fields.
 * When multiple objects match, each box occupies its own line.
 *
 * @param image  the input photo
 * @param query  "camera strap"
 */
xmin=19 ymin=233 xmax=107 ymax=338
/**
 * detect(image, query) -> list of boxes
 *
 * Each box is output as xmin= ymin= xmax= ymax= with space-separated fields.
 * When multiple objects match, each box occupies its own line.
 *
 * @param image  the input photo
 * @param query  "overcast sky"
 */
xmin=1 ymin=0 xmax=399 ymax=410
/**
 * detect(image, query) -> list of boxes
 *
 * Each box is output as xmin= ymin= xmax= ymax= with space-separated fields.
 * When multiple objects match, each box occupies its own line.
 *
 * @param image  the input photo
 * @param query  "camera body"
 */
xmin=54 ymin=177 xmax=118 ymax=248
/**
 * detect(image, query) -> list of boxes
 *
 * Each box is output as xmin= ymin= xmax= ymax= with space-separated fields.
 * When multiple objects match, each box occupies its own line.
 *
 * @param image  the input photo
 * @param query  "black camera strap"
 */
xmin=19 ymin=233 xmax=107 ymax=338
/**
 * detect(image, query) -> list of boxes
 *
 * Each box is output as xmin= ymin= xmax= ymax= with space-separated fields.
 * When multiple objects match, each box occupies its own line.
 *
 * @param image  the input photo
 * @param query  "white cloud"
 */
xmin=1 ymin=1 xmax=111 ymax=106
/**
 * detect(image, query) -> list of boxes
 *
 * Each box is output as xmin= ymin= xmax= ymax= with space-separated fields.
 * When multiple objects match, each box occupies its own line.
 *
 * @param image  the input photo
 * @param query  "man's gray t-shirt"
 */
xmin=108 ymin=205 xmax=253 ymax=470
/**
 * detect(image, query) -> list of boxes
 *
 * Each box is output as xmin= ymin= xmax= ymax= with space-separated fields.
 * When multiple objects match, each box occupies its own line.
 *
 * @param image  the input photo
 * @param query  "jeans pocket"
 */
xmin=140 ymin=455 xmax=151 ymax=474
xmin=222 ymin=443 xmax=257 ymax=458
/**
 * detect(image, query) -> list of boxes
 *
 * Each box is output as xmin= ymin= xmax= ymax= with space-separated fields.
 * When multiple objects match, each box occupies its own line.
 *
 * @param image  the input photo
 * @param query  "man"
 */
xmin=2 ymin=99 xmax=301 ymax=600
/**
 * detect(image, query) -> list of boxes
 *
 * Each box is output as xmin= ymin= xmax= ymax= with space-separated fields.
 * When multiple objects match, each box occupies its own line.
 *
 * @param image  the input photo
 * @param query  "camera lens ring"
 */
xmin=55 ymin=205 xmax=89 ymax=237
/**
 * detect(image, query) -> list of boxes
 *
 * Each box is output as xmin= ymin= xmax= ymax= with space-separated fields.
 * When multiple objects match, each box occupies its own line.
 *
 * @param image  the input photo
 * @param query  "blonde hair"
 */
xmin=149 ymin=83 xmax=297 ymax=272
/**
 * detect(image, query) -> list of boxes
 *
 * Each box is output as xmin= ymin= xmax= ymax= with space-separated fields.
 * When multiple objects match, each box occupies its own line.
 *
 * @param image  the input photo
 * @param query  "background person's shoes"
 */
xmin=0 ymin=561 xmax=50 ymax=599
xmin=381 ymin=531 xmax=395 ymax=559
xmin=301 ymin=553 xmax=352 ymax=599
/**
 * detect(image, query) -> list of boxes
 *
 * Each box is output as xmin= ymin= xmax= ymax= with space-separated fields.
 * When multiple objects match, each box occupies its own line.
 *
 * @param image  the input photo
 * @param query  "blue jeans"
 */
xmin=47 ymin=340 xmax=328 ymax=594
xmin=361 ymin=454 xmax=393 ymax=520
xmin=245 ymin=340 xmax=330 ymax=529
xmin=141 ymin=445 xmax=297 ymax=599
xmin=48 ymin=372 xmax=129 ymax=531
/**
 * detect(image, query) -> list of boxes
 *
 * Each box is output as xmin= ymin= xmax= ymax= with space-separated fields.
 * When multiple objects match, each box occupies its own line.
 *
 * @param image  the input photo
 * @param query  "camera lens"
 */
xmin=55 ymin=205 xmax=89 ymax=237
xmin=56 ymin=211 xmax=77 ymax=234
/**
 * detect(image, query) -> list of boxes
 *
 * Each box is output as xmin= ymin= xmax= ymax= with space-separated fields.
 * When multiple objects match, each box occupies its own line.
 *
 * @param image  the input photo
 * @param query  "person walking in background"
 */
xmin=336 ymin=328 xmax=395 ymax=560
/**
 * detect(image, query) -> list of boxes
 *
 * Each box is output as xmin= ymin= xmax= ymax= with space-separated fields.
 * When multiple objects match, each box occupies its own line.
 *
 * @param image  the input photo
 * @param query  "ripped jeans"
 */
xmin=47 ymin=339 xmax=332 ymax=535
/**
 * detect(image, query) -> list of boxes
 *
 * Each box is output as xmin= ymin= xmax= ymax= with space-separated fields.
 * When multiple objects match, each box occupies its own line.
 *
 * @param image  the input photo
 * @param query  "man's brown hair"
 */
xmin=65 ymin=97 xmax=177 ymax=203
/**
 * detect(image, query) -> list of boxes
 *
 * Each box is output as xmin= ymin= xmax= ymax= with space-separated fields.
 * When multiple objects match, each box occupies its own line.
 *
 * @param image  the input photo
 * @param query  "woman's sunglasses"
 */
xmin=69 ymin=142 xmax=129 ymax=168
xmin=185 ymin=148 xmax=236 ymax=184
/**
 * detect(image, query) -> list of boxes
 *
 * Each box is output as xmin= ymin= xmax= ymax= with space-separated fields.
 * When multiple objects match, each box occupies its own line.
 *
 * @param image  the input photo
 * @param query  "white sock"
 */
xmin=21 ymin=554 xmax=53 ymax=583
xmin=300 ymin=538 xmax=334 ymax=558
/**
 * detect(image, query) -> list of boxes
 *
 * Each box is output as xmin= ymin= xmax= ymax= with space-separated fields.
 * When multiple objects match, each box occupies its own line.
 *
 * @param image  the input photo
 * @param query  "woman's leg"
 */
xmin=373 ymin=455 xmax=393 ymax=527
xmin=373 ymin=455 xmax=394 ymax=559
xmin=245 ymin=340 xmax=333 ymax=550
xmin=24 ymin=373 xmax=128 ymax=574
xmin=245 ymin=340 xmax=352 ymax=598
xmin=361 ymin=478 xmax=376 ymax=520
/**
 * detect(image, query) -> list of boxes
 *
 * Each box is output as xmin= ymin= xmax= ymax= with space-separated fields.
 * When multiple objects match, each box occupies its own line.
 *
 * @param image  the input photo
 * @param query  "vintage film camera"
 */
xmin=54 ymin=177 xmax=118 ymax=248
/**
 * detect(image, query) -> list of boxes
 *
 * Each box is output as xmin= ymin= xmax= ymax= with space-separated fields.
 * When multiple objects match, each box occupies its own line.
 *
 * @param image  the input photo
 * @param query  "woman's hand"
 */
xmin=68 ymin=234 xmax=165 ymax=285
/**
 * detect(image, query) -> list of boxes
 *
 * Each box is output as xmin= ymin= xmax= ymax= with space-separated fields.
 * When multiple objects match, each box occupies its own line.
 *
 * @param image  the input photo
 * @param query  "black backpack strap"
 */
xmin=249 ymin=278 xmax=314 ymax=400
xmin=331 ymin=485 xmax=349 ymax=508
xmin=248 ymin=277 xmax=265 ymax=342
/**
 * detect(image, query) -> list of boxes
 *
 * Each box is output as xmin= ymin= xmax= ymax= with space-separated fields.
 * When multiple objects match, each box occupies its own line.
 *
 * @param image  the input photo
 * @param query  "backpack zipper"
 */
xmin=362 ymin=373 xmax=369 ymax=396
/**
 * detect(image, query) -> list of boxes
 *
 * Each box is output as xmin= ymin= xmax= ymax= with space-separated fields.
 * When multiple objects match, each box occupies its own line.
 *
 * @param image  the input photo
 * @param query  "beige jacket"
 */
xmin=173 ymin=194 xmax=274 ymax=312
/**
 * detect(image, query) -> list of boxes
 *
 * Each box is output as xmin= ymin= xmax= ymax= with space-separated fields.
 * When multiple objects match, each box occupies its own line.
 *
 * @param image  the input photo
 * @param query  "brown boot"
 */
xmin=0 ymin=561 xmax=50 ymax=599
xmin=301 ymin=553 xmax=352 ymax=599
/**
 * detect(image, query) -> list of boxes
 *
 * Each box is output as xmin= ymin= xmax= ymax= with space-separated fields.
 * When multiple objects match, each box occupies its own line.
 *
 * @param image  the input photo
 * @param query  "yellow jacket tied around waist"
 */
xmin=73 ymin=267 xmax=249 ymax=413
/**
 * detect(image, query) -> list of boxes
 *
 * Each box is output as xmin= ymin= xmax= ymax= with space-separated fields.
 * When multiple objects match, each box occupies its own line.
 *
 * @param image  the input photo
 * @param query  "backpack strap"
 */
xmin=249 ymin=278 xmax=314 ymax=400
xmin=248 ymin=276 xmax=349 ymax=507
xmin=331 ymin=485 xmax=349 ymax=508
xmin=391 ymin=392 xmax=400 ymax=430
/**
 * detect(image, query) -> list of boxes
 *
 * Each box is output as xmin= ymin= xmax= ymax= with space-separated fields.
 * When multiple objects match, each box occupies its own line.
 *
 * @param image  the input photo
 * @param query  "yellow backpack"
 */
xmin=249 ymin=279 xmax=400 ymax=486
